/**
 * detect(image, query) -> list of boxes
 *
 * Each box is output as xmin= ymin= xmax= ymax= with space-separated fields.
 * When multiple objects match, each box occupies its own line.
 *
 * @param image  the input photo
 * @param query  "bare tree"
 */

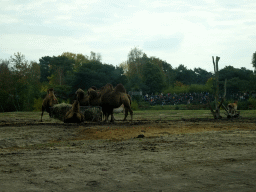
xmin=208 ymin=56 xmax=226 ymax=119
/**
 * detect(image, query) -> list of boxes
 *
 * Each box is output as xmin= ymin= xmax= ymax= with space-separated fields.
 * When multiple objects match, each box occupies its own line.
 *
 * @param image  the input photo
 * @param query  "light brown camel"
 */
xmin=64 ymin=100 xmax=84 ymax=123
xmin=228 ymin=100 xmax=238 ymax=115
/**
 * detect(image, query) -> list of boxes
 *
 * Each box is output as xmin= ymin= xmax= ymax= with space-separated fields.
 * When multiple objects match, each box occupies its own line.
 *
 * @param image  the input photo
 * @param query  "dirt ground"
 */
xmin=0 ymin=116 xmax=256 ymax=191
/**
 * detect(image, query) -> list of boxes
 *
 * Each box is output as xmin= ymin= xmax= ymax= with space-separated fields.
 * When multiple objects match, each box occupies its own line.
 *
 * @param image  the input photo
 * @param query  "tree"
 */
xmin=39 ymin=56 xmax=51 ymax=82
xmin=252 ymin=52 xmax=256 ymax=71
xmin=162 ymin=61 xmax=175 ymax=87
xmin=141 ymin=60 xmax=166 ymax=94
xmin=174 ymin=65 xmax=197 ymax=85
xmin=89 ymin=51 xmax=102 ymax=61
xmin=0 ymin=59 xmax=16 ymax=111
xmin=49 ymin=56 xmax=74 ymax=85
xmin=61 ymin=52 xmax=89 ymax=72
xmin=127 ymin=47 xmax=143 ymax=77
xmin=194 ymin=67 xmax=213 ymax=84
xmin=1 ymin=53 xmax=42 ymax=111
xmin=71 ymin=60 xmax=125 ymax=93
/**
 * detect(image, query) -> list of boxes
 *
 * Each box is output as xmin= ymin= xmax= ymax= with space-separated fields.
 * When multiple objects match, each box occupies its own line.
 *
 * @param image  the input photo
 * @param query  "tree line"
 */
xmin=1 ymin=49 xmax=256 ymax=112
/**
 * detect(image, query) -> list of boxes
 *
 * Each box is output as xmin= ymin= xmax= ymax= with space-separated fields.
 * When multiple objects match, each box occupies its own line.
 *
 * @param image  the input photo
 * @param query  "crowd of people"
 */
xmin=143 ymin=92 xmax=251 ymax=106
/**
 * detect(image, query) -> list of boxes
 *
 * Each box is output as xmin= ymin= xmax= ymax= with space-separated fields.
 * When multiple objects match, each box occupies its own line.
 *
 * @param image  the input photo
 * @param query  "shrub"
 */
xmin=248 ymin=98 xmax=256 ymax=109
xmin=33 ymin=97 xmax=44 ymax=111
xmin=131 ymin=100 xmax=139 ymax=111
xmin=138 ymin=101 xmax=150 ymax=110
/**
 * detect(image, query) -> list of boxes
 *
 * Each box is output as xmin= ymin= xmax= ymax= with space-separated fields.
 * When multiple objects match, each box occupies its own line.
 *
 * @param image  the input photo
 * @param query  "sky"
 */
xmin=1 ymin=0 xmax=256 ymax=72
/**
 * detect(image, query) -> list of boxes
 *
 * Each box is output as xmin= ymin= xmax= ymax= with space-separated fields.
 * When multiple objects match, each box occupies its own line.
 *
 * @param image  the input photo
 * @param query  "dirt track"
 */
xmin=0 ymin=117 xmax=256 ymax=191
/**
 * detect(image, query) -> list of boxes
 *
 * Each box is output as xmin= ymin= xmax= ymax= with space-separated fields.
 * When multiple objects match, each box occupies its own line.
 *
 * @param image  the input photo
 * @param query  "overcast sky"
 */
xmin=1 ymin=0 xmax=256 ymax=72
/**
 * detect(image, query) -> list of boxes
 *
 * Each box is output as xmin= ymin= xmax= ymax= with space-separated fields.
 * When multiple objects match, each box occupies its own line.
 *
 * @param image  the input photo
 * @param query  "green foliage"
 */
xmin=2 ymin=50 xmax=256 ymax=113
xmin=188 ymin=84 xmax=211 ymax=93
xmin=248 ymin=98 xmax=256 ymax=109
xmin=252 ymin=52 xmax=256 ymax=70
xmin=163 ymin=83 xmax=212 ymax=94
xmin=39 ymin=56 xmax=51 ymax=82
xmin=131 ymin=100 xmax=139 ymax=111
xmin=33 ymin=97 xmax=43 ymax=111
xmin=137 ymin=101 xmax=151 ymax=110
xmin=174 ymin=65 xmax=197 ymax=85
xmin=164 ymin=85 xmax=188 ymax=94
xmin=186 ymin=104 xmax=209 ymax=110
xmin=237 ymin=100 xmax=249 ymax=110
xmin=71 ymin=60 xmax=125 ymax=91
xmin=141 ymin=59 xmax=166 ymax=94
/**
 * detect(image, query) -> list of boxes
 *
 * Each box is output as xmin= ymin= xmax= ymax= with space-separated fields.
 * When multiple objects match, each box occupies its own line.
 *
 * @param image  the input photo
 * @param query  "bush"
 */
xmin=186 ymin=104 xmax=208 ymax=110
xmin=248 ymin=98 xmax=256 ymax=109
xmin=138 ymin=101 xmax=150 ymax=110
xmin=33 ymin=97 xmax=44 ymax=111
xmin=131 ymin=100 xmax=139 ymax=111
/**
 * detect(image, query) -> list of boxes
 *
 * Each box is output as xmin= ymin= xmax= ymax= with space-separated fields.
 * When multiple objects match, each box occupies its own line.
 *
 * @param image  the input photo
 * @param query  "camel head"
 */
xmin=76 ymin=88 xmax=85 ymax=101
xmin=47 ymin=88 xmax=54 ymax=96
xmin=87 ymin=88 xmax=99 ymax=100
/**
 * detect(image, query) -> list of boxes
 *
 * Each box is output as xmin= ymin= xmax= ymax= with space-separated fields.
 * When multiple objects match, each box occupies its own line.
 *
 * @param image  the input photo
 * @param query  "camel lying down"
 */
xmin=64 ymin=100 xmax=84 ymax=123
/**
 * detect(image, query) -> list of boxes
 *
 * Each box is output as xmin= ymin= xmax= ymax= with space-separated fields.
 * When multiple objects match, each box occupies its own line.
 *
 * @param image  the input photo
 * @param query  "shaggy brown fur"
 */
xmin=87 ymin=87 xmax=102 ymax=106
xmin=101 ymin=83 xmax=133 ymax=122
xmin=64 ymin=100 xmax=84 ymax=123
xmin=115 ymin=83 xmax=126 ymax=93
xmin=41 ymin=88 xmax=58 ymax=122
xmin=228 ymin=100 xmax=238 ymax=115
xmin=76 ymin=88 xmax=89 ymax=106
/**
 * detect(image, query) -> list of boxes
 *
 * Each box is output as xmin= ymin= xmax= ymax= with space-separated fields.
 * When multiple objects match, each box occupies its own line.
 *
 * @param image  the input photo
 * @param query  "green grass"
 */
xmin=0 ymin=111 xmax=62 ymax=123
xmin=115 ymin=109 xmax=256 ymax=121
xmin=0 ymin=110 xmax=255 ymax=122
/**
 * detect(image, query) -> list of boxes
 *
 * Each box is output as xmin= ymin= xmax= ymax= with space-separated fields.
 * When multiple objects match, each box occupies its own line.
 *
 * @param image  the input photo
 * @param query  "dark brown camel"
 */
xmin=41 ymin=88 xmax=58 ymax=122
xmin=100 ymin=83 xmax=133 ymax=122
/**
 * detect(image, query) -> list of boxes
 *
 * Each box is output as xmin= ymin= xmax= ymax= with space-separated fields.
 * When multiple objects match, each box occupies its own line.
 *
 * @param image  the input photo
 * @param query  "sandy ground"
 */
xmin=0 ymin=117 xmax=256 ymax=192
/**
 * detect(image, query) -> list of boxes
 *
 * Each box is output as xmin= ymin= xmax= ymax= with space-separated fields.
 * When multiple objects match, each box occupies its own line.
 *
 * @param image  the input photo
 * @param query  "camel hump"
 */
xmin=115 ymin=83 xmax=126 ymax=93
xmin=76 ymin=88 xmax=84 ymax=94
xmin=105 ymin=83 xmax=114 ymax=90
xmin=100 ymin=83 xmax=114 ymax=95
xmin=88 ymin=88 xmax=99 ymax=99
xmin=90 ymin=86 xmax=97 ymax=90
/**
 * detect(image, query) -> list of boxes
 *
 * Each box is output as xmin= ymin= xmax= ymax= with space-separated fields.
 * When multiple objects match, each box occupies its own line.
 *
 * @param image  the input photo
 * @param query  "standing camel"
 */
xmin=100 ymin=83 xmax=133 ymax=122
xmin=41 ymin=88 xmax=58 ymax=122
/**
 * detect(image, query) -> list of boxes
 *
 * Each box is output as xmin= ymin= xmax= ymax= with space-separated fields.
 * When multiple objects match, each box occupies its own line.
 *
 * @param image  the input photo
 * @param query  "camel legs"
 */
xmin=123 ymin=107 xmax=133 ymax=122
xmin=110 ymin=113 xmax=115 ymax=122
xmin=40 ymin=106 xmax=45 ymax=122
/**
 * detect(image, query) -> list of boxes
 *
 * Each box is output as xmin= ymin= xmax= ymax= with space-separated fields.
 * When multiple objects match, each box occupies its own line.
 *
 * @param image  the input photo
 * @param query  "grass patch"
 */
xmin=1 ymin=110 xmax=255 ymax=122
